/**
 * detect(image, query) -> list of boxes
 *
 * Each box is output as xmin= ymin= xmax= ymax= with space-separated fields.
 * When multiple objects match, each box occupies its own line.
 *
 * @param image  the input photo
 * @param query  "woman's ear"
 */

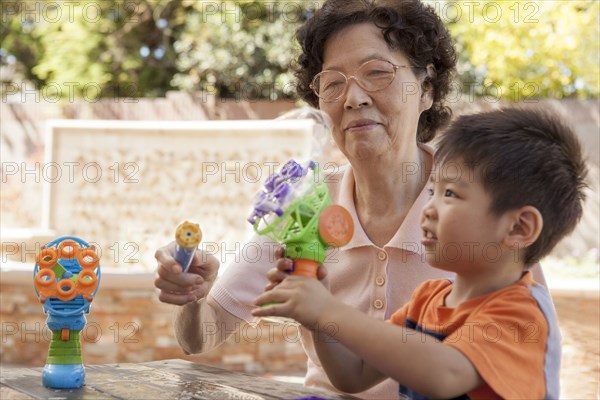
xmin=419 ymin=64 xmax=436 ymax=112
xmin=502 ymin=206 xmax=543 ymax=250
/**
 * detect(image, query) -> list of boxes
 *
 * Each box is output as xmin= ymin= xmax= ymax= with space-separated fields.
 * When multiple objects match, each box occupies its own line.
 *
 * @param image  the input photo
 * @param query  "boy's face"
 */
xmin=420 ymin=160 xmax=512 ymax=273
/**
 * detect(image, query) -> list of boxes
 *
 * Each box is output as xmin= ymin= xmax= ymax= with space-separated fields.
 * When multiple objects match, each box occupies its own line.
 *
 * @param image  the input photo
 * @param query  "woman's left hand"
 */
xmin=264 ymin=247 xmax=328 ymax=291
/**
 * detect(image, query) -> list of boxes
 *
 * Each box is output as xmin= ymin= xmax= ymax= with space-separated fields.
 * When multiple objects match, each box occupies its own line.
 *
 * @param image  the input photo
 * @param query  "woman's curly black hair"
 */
xmin=295 ymin=0 xmax=456 ymax=143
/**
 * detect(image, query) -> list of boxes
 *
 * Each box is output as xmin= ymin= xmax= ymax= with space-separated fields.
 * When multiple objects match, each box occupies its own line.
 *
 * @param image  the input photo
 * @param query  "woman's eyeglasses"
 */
xmin=310 ymin=59 xmax=415 ymax=102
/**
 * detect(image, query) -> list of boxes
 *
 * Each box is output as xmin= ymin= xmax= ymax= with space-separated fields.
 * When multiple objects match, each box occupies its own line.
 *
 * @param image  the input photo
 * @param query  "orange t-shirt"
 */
xmin=389 ymin=271 xmax=561 ymax=399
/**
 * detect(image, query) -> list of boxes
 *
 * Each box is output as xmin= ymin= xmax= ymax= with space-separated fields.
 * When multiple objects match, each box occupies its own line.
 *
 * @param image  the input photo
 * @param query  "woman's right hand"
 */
xmin=154 ymin=241 xmax=219 ymax=305
xmin=264 ymin=247 xmax=327 ymax=291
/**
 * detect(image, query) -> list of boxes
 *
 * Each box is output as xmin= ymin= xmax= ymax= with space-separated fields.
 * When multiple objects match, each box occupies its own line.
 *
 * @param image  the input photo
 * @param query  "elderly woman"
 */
xmin=154 ymin=1 xmax=543 ymax=398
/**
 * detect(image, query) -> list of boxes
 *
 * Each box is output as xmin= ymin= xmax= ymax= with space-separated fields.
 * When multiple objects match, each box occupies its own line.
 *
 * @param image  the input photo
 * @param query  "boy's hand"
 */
xmin=252 ymin=275 xmax=333 ymax=328
xmin=264 ymin=247 xmax=328 ymax=291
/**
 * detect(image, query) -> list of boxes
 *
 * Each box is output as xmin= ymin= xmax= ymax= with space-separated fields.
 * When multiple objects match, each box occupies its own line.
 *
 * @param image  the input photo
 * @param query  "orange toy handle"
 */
xmin=290 ymin=258 xmax=320 ymax=279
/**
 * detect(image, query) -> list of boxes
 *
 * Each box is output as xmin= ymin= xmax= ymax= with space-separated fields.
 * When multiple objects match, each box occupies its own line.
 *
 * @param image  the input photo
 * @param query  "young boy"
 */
xmin=252 ymin=108 xmax=588 ymax=399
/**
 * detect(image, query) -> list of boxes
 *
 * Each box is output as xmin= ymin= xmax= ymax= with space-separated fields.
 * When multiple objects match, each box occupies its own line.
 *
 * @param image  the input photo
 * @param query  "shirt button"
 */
xmin=374 ymin=299 xmax=384 ymax=309
xmin=377 ymin=251 xmax=387 ymax=261
xmin=375 ymin=276 xmax=386 ymax=286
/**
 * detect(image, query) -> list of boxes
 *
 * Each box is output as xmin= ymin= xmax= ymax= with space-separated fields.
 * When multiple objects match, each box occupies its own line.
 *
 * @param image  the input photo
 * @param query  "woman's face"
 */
xmin=319 ymin=23 xmax=432 ymax=161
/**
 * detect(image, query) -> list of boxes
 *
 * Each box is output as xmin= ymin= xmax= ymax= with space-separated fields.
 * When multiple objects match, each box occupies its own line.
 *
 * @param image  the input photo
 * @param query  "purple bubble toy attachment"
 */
xmin=247 ymin=160 xmax=316 ymax=224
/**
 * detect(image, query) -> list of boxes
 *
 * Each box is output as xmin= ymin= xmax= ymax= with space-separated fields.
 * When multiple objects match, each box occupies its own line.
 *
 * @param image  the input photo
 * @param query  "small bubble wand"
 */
xmin=174 ymin=221 xmax=202 ymax=272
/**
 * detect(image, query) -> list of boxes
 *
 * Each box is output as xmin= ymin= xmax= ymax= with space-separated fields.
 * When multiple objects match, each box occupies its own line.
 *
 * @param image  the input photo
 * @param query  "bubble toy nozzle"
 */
xmin=33 ymin=236 xmax=101 ymax=389
xmin=247 ymin=159 xmax=354 ymax=278
xmin=174 ymin=221 xmax=202 ymax=272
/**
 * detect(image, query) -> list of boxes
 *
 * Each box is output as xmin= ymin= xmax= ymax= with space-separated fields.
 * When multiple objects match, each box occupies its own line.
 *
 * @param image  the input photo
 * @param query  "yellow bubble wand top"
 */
xmin=174 ymin=221 xmax=202 ymax=272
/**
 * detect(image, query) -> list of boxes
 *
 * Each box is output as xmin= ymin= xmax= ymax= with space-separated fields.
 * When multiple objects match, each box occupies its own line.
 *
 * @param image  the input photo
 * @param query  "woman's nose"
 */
xmin=343 ymin=79 xmax=371 ymax=109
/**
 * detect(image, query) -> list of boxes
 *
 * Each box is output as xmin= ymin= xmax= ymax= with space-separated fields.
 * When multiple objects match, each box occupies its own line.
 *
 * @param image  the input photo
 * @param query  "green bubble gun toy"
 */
xmin=247 ymin=159 xmax=354 ymax=278
xmin=248 ymin=108 xmax=354 ymax=278
xmin=33 ymin=236 xmax=101 ymax=389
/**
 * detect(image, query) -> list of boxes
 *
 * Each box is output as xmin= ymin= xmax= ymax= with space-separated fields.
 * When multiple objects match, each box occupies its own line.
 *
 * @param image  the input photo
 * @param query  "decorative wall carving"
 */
xmin=44 ymin=120 xmax=318 ymax=270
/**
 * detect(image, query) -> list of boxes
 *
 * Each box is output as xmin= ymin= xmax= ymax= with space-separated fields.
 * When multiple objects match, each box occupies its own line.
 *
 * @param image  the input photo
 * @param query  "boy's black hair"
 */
xmin=435 ymin=107 xmax=588 ymax=265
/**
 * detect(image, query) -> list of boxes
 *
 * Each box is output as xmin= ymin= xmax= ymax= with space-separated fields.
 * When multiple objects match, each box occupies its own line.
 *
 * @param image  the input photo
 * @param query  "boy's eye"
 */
xmin=444 ymin=189 xmax=457 ymax=198
xmin=427 ymin=188 xmax=434 ymax=196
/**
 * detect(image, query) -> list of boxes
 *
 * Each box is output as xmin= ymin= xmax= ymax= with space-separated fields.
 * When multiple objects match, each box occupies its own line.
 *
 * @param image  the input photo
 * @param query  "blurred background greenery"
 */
xmin=2 ymin=0 xmax=599 ymax=101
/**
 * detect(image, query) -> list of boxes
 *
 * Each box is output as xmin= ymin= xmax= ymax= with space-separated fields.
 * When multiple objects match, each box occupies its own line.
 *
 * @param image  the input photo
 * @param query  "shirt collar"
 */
xmin=336 ymin=143 xmax=435 ymax=255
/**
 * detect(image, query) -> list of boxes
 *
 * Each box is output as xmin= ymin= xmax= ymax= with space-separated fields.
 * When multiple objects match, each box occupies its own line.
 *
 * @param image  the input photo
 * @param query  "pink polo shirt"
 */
xmin=210 ymin=144 xmax=454 ymax=399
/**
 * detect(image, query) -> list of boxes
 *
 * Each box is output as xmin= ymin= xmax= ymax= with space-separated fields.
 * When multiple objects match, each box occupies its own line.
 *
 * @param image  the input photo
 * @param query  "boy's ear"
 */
xmin=502 ymin=206 xmax=543 ymax=250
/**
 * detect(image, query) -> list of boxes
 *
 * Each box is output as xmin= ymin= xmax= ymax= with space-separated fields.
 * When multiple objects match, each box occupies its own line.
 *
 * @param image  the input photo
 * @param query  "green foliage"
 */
xmin=0 ymin=1 xmax=46 ymax=88
xmin=445 ymin=0 xmax=599 ymax=100
xmin=2 ymin=0 xmax=193 ymax=98
xmin=172 ymin=0 xmax=308 ymax=99
xmin=1 ymin=0 xmax=598 ymax=100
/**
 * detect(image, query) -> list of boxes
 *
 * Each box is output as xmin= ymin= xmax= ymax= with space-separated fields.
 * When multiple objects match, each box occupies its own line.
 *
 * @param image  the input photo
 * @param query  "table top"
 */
xmin=0 ymin=359 xmax=357 ymax=400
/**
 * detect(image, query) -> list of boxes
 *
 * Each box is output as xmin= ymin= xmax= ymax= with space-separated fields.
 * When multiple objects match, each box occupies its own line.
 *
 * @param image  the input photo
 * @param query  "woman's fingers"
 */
xmin=156 ymin=263 xmax=200 ymax=287
xmin=154 ymin=241 xmax=221 ymax=306
xmin=266 ymin=267 xmax=288 ymax=281
xmin=265 ymin=256 xmax=294 ymax=290
xmin=317 ymin=265 xmax=328 ymax=280
xmin=158 ymin=290 xmax=199 ymax=306
xmin=154 ymin=242 xmax=181 ymax=273
xmin=154 ymin=275 xmax=196 ymax=293
xmin=155 ymin=267 xmax=206 ymax=305
xmin=155 ymin=243 xmax=208 ymax=305
xmin=188 ymin=252 xmax=220 ymax=282
xmin=252 ymin=302 xmax=287 ymax=317
xmin=274 ymin=246 xmax=285 ymax=259
xmin=275 ymin=256 xmax=294 ymax=272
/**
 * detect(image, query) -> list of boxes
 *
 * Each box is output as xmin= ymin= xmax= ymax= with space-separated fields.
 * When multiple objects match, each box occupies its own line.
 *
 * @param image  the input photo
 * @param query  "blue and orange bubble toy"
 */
xmin=33 ymin=236 xmax=101 ymax=389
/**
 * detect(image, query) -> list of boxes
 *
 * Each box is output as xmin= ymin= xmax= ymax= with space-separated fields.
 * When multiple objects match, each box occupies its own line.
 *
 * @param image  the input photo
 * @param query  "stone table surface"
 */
xmin=0 ymin=359 xmax=357 ymax=400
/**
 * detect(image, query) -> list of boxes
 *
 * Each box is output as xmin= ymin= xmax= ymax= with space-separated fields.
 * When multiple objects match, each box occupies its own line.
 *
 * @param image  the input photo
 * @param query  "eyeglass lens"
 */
xmin=313 ymin=59 xmax=396 ymax=101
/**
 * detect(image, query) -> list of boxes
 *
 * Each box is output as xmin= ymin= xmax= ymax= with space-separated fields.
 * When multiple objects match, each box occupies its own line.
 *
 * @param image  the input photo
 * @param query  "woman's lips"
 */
xmin=345 ymin=119 xmax=379 ymax=132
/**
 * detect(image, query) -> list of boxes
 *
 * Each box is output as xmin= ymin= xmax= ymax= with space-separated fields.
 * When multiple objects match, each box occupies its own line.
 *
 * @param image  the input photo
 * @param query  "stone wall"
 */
xmin=0 ymin=271 xmax=308 ymax=376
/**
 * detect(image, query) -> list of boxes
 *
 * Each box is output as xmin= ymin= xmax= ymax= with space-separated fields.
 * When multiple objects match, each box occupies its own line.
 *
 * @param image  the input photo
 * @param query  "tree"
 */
xmin=172 ymin=0 xmax=315 ymax=100
xmin=442 ymin=0 xmax=599 ymax=100
xmin=1 ymin=0 xmax=194 ymax=99
xmin=1 ymin=0 xmax=597 ymax=100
